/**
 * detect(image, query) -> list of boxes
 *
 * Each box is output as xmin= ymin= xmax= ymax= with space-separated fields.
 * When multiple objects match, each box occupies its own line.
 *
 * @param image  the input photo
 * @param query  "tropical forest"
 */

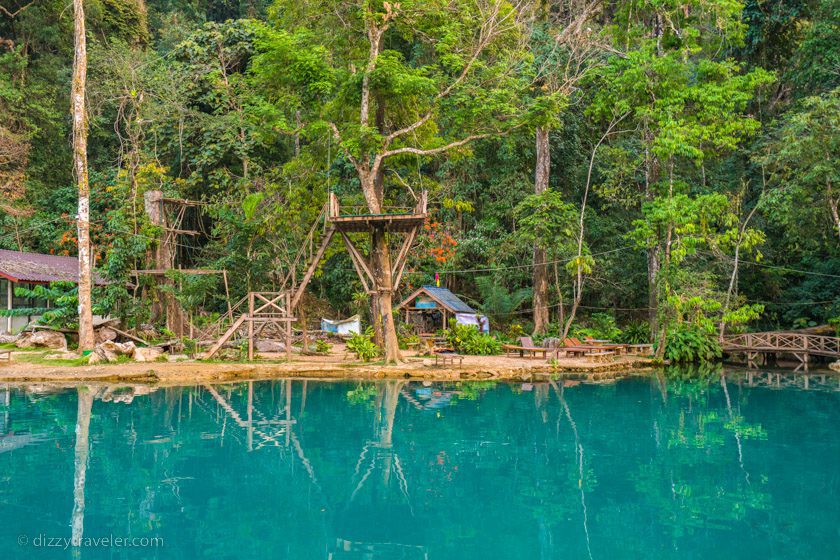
xmin=0 ymin=0 xmax=838 ymax=363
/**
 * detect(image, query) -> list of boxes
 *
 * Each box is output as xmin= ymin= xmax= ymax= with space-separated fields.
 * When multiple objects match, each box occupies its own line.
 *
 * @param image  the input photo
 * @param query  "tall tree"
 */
xmin=590 ymin=0 xmax=773 ymax=344
xmin=258 ymin=0 xmax=532 ymax=362
xmin=72 ymin=0 xmax=95 ymax=351
xmin=528 ymin=0 xmax=601 ymax=334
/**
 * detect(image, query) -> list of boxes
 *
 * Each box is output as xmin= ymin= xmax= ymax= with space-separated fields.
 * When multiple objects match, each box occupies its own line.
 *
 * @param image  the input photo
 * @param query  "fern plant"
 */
xmin=620 ymin=322 xmax=651 ymax=344
xmin=474 ymin=276 xmax=531 ymax=325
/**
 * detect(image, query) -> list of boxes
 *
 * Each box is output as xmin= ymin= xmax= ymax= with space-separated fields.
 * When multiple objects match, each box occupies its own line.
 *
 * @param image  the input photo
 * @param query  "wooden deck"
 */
xmin=721 ymin=331 xmax=840 ymax=369
xmin=328 ymin=213 xmax=426 ymax=233
xmin=325 ymin=191 xmax=427 ymax=233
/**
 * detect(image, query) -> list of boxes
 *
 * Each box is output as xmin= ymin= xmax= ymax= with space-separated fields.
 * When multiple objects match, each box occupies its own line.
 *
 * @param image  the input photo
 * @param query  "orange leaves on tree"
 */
xmin=424 ymin=218 xmax=457 ymax=264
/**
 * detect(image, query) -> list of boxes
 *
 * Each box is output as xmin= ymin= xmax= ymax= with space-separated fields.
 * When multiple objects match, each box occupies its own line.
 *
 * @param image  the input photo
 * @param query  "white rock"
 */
xmin=95 ymin=327 xmax=118 ymax=344
xmin=134 ymin=346 xmax=165 ymax=362
xmin=89 ymin=340 xmax=136 ymax=363
xmin=255 ymin=339 xmax=286 ymax=353
xmin=17 ymin=330 xmax=68 ymax=351
xmin=830 ymin=361 xmax=840 ymax=373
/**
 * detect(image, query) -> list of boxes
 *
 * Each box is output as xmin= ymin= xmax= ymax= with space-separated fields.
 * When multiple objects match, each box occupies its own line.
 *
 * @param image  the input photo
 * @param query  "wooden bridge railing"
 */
xmin=721 ymin=331 xmax=840 ymax=358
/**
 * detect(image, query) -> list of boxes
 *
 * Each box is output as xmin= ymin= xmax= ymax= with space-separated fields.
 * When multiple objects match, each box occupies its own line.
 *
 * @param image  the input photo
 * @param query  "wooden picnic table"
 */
xmin=419 ymin=336 xmax=454 ymax=356
xmin=0 ymin=349 xmax=11 ymax=362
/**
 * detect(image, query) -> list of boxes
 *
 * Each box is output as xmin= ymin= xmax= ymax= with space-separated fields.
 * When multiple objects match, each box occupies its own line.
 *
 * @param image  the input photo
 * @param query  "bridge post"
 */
xmin=803 ymin=336 xmax=809 ymax=371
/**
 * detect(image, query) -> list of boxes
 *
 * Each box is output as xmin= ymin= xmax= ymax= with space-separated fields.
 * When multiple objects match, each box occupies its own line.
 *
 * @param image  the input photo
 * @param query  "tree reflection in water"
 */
xmin=0 ymin=371 xmax=835 ymax=559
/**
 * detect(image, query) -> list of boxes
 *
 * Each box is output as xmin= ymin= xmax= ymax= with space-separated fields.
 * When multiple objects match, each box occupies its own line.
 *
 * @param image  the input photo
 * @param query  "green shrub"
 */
xmin=181 ymin=337 xmax=200 ymax=358
xmin=0 ymin=282 xmax=108 ymax=329
xmin=665 ymin=324 xmax=722 ymax=363
xmin=506 ymin=323 xmax=525 ymax=341
xmin=828 ymin=316 xmax=840 ymax=337
xmin=315 ymin=339 xmax=332 ymax=354
xmin=443 ymin=321 xmax=502 ymax=355
xmin=620 ymin=321 xmax=650 ymax=344
xmin=346 ymin=328 xmax=380 ymax=361
xmin=397 ymin=323 xmax=420 ymax=350
xmin=572 ymin=312 xmax=622 ymax=341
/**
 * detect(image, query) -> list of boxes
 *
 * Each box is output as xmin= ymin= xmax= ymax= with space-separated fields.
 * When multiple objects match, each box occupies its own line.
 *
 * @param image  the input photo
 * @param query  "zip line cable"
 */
xmin=406 ymin=245 xmax=636 ymax=276
xmin=698 ymin=251 xmax=840 ymax=278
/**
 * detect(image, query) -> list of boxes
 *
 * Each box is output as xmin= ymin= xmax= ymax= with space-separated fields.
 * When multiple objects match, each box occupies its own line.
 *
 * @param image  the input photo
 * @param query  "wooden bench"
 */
xmin=551 ymin=347 xmax=615 ymax=362
xmin=586 ymin=350 xmax=615 ymax=363
xmin=625 ymin=344 xmax=654 ymax=355
xmin=434 ymin=353 xmax=463 ymax=367
xmin=0 ymin=349 xmax=11 ymax=363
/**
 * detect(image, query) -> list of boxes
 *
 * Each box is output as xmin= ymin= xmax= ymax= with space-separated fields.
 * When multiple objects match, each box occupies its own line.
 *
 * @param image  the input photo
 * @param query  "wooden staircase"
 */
xmin=203 ymin=313 xmax=247 ymax=359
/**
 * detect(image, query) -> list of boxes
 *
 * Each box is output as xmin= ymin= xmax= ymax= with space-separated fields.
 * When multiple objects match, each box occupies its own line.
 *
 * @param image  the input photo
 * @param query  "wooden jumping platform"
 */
xmin=328 ymin=213 xmax=426 ymax=233
xmin=326 ymin=191 xmax=427 ymax=233
xmin=721 ymin=331 xmax=840 ymax=370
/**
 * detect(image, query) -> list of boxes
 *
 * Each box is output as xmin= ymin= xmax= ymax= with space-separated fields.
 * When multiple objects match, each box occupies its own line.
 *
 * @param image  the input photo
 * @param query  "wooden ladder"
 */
xmin=204 ymin=313 xmax=247 ymax=359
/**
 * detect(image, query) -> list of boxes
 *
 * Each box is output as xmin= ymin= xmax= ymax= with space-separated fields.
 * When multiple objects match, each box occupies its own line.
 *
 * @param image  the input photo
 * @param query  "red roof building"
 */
xmin=0 ymin=249 xmax=108 ymax=285
xmin=0 ymin=249 xmax=107 ymax=333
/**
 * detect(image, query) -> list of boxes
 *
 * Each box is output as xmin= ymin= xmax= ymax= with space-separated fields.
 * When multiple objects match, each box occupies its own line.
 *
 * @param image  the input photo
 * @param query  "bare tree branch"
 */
xmin=382 ymin=0 xmax=520 ymax=148
xmin=0 ymin=1 xmax=34 ymax=18
xmin=327 ymin=121 xmax=361 ymax=171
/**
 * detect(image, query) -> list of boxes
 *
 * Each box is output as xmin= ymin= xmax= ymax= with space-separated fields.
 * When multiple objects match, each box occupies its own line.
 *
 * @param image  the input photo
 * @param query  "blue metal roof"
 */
xmin=420 ymin=286 xmax=475 ymax=313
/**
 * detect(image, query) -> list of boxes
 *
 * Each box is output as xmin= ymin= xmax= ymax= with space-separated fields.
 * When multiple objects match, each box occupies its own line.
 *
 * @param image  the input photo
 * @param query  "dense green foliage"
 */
xmin=346 ymin=328 xmax=380 ymax=361
xmin=0 ymin=0 xmax=837 ymax=360
xmin=0 ymin=282 xmax=107 ymax=329
xmin=443 ymin=321 xmax=502 ymax=356
xmin=664 ymin=324 xmax=724 ymax=364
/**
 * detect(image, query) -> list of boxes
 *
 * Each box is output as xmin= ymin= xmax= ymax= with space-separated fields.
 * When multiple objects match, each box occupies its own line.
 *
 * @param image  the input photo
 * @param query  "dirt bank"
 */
xmin=0 ymin=351 xmax=657 ymax=385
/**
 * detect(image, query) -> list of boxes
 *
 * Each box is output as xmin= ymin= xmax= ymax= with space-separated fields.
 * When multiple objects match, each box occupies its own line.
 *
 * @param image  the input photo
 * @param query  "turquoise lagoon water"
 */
xmin=0 ymin=369 xmax=838 ymax=559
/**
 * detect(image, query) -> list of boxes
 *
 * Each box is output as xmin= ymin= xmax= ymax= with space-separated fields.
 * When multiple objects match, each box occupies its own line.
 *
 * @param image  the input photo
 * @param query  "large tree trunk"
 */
xmin=72 ymin=0 xmax=95 ymax=352
xmin=827 ymin=180 xmax=839 ymax=242
xmin=642 ymin=137 xmax=659 ymax=340
xmin=371 ymin=226 xmax=401 ymax=364
xmin=532 ymin=125 xmax=550 ymax=334
xmin=369 ymin=142 xmax=387 ymax=349
xmin=647 ymin=248 xmax=659 ymax=336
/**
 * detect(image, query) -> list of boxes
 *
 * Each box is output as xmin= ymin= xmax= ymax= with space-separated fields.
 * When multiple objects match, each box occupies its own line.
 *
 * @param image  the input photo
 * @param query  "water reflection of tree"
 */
xmin=334 ymin=380 xmax=428 ymax=559
xmin=549 ymin=380 xmax=594 ymax=560
xmin=634 ymin=365 xmax=771 ymax=536
xmin=71 ymin=386 xmax=93 ymax=553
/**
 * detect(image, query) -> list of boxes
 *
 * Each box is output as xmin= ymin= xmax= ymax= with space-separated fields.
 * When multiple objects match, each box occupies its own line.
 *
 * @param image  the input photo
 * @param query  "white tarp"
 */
xmin=320 ymin=314 xmax=361 ymax=335
xmin=455 ymin=312 xmax=489 ymax=333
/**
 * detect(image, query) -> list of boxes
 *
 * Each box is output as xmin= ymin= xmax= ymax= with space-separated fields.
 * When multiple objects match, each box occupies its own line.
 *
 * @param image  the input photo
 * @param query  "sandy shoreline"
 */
xmin=0 ymin=351 xmax=657 ymax=385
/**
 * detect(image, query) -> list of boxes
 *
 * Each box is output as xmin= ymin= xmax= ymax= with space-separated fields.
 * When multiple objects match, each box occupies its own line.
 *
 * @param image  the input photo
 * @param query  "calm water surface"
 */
xmin=1 ymin=369 xmax=838 ymax=559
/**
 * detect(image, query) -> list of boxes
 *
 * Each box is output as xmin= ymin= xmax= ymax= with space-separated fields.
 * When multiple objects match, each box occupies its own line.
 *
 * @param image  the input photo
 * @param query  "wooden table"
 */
xmin=434 ymin=353 xmax=463 ymax=367
xmin=625 ymin=344 xmax=654 ymax=355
